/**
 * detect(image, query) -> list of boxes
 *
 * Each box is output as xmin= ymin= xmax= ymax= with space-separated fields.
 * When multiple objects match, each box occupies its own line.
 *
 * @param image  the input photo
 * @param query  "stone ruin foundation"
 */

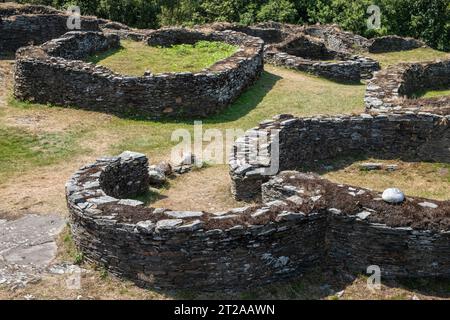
xmin=13 ymin=29 xmax=264 ymax=118
xmin=0 ymin=3 xmax=103 ymax=54
xmin=66 ymin=150 xmax=450 ymax=291
xmin=365 ymin=59 xmax=450 ymax=114
xmin=206 ymin=22 xmax=384 ymax=82
xmin=6 ymin=2 xmax=448 ymax=291
xmin=231 ymin=58 xmax=450 ymax=201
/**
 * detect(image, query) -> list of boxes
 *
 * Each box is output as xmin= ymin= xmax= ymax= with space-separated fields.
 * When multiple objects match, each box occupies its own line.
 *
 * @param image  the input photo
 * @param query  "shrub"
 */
xmin=256 ymin=0 xmax=297 ymax=23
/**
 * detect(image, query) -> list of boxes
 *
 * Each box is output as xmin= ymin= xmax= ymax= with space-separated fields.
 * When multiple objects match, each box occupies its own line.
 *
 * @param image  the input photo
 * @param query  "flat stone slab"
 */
xmin=0 ymin=214 xmax=65 ymax=266
xmin=0 ymin=214 xmax=65 ymax=288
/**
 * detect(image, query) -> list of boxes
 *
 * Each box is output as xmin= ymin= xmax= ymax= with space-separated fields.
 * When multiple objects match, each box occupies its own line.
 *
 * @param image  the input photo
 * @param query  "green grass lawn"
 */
xmin=0 ymin=125 xmax=84 ymax=180
xmin=87 ymin=40 xmax=238 ymax=75
xmin=417 ymin=88 xmax=450 ymax=98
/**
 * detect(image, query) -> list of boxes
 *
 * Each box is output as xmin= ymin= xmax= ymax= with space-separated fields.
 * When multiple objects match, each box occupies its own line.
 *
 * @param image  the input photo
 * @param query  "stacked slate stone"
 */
xmin=100 ymin=151 xmax=150 ymax=199
xmin=206 ymin=22 xmax=380 ymax=82
xmin=66 ymin=155 xmax=450 ymax=291
xmin=262 ymin=171 xmax=450 ymax=279
xmin=230 ymin=111 xmax=450 ymax=201
xmin=0 ymin=3 xmax=103 ymax=53
xmin=14 ymin=28 xmax=264 ymax=119
xmin=201 ymin=22 xmax=289 ymax=44
xmin=42 ymin=31 xmax=120 ymax=60
xmin=67 ymin=155 xmax=328 ymax=290
xmin=365 ymin=59 xmax=450 ymax=114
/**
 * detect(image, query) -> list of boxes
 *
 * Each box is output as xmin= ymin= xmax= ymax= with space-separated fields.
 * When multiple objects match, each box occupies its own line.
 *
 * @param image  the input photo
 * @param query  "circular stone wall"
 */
xmin=0 ymin=3 xmax=102 ymax=54
xmin=14 ymin=28 xmax=264 ymax=118
xmin=67 ymin=152 xmax=327 ymax=290
xmin=230 ymin=111 xmax=450 ymax=201
xmin=365 ymin=60 xmax=450 ymax=114
xmin=67 ymin=151 xmax=450 ymax=291
xmin=264 ymin=34 xmax=379 ymax=83
xmin=206 ymin=22 xmax=380 ymax=83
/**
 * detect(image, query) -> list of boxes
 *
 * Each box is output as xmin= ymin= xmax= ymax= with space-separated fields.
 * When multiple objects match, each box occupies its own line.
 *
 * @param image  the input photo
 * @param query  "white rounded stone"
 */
xmin=381 ymin=188 xmax=405 ymax=204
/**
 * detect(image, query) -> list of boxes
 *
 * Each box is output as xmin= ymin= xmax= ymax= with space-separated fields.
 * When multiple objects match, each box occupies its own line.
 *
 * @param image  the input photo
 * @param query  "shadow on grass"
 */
xmin=111 ymin=70 xmax=282 ymax=124
xmin=11 ymin=70 xmax=281 ymax=125
xmin=131 ymin=185 xmax=169 ymax=205
xmin=86 ymin=45 xmax=124 ymax=65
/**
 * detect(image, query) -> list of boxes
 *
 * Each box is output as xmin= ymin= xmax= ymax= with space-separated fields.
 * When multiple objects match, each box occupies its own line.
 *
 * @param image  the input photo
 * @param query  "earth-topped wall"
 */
xmin=13 ymin=29 xmax=264 ymax=118
xmin=66 ymin=151 xmax=450 ymax=290
xmin=0 ymin=3 xmax=103 ymax=53
xmin=365 ymin=60 xmax=450 ymax=114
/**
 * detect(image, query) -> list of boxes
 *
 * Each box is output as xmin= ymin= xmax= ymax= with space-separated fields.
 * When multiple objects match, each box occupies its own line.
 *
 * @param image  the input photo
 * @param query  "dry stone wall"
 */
xmin=13 ymin=29 xmax=264 ymax=118
xmin=66 ymin=152 xmax=327 ymax=290
xmin=0 ymin=3 xmax=103 ymax=53
xmin=365 ymin=60 xmax=450 ymax=114
xmin=66 ymin=152 xmax=450 ymax=291
xmin=368 ymin=35 xmax=425 ymax=53
xmin=227 ymin=57 xmax=450 ymax=284
xmin=263 ymin=172 xmax=450 ymax=278
xmin=230 ymin=112 xmax=450 ymax=201
xmin=206 ymin=22 xmax=380 ymax=82
xmin=208 ymin=22 xmax=430 ymax=83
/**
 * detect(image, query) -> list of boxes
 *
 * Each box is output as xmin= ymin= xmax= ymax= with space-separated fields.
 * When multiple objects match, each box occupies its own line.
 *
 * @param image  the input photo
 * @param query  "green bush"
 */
xmin=256 ymin=0 xmax=297 ymax=23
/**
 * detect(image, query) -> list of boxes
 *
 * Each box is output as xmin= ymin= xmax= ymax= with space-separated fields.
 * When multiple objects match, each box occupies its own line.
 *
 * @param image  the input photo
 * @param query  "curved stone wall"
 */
xmin=265 ymin=50 xmax=378 ymax=82
xmin=14 ymin=29 xmax=264 ymax=118
xmin=365 ymin=60 xmax=450 ymax=114
xmin=66 ymin=152 xmax=450 ymax=290
xmin=368 ymin=35 xmax=425 ymax=53
xmin=206 ymin=22 xmax=380 ymax=82
xmin=262 ymin=172 xmax=450 ymax=278
xmin=66 ymin=152 xmax=327 ymax=290
xmin=230 ymin=112 xmax=450 ymax=201
xmin=0 ymin=3 xmax=102 ymax=53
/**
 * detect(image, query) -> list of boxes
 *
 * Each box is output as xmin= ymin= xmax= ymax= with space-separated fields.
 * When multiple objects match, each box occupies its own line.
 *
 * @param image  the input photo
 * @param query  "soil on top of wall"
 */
xmin=93 ymin=171 xmax=450 ymax=232
xmin=98 ymin=202 xmax=290 ymax=230
xmin=276 ymin=172 xmax=450 ymax=232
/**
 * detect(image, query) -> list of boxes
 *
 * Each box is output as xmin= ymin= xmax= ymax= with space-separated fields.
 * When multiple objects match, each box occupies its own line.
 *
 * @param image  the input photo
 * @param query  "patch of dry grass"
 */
xmin=323 ymin=159 xmax=450 ymax=200
xmin=88 ymin=40 xmax=238 ymax=76
xmin=367 ymin=47 xmax=450 ymax=67
xmin=151 ymin=165 xmax=249 ymax=211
